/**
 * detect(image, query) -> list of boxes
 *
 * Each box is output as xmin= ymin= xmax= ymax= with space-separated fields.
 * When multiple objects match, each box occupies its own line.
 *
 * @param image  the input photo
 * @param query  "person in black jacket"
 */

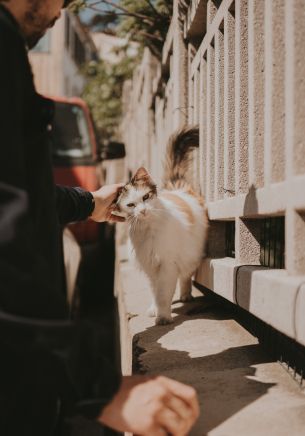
xmin=0 ymin=0 xmax=200 ymax=435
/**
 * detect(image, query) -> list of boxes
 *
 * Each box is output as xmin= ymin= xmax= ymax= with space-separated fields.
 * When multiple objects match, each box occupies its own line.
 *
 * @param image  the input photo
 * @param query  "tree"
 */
xmin=82 ymin=51 xmax=137 ymax=140
xmin=71 ymin=0 xmax=173 ymax=140
xmin=70 ymin=0 xmax=173 ymax=57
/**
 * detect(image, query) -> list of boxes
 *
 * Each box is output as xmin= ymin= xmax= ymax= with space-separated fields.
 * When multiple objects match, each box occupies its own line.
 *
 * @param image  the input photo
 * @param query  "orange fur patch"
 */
xmin=161 ymin=192 xmax=195 ymax=225
xmin=185 ymin=188 xmax=209 ymax=227
xmin=185 ymin=187 xmax=205 ymax=207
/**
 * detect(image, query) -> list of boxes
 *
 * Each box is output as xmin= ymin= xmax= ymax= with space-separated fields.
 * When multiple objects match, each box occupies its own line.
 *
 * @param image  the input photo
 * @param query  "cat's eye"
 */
xmin=127 ymin=203 xmax=135 ymax=208
xmin=143 ymin=193 xmax=150 ymax=201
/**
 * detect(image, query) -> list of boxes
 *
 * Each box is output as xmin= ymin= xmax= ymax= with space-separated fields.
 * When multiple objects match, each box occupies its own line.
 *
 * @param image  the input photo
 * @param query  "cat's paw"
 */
xmin=180 ymin=294 xmax=194 ymax=303
xmin=155 ymin=315 xmax=173 ymax=326
xmin=146 ymin=305 xmax=156 ymax=317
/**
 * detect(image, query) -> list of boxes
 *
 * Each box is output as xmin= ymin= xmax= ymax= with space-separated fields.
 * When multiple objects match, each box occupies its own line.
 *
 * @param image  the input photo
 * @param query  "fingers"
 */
xmin=110 ymin=183 xmax=125 ymax=199
xmin=109 ymin=183 xmax=125 ymax=193
xmin=107 ymin=204 xmax=125 ymax=222
xmin=98 ymin=374 xmax=198 ymax=436
xmin=165 ymin=396 xmax=197 ymax=435
xmin=149 ymin=377 xmax=199 ymax=436
xmin=104 ymin=182 xmax=125 ymax=191
xmin=166 ymin=394 xmax=193 ymax=422
xmin=94 ymin=183 xmax=125 ymax=206
xmin=109 ymin=213 xmax=125 ymax=222
xmin=149 ymin=428 xmax=167 ymax=436
xmin=158 ymin=377 xmax=200 ymax=420
xmin=156 ymin=408 xmax=184 ymax=435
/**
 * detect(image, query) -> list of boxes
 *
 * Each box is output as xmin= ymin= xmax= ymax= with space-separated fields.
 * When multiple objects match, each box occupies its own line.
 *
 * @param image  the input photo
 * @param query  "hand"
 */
xmin=90 ymin=184 xmax=125 ymax=223
xmin=98 ymin=375 xmax=200 ymax=435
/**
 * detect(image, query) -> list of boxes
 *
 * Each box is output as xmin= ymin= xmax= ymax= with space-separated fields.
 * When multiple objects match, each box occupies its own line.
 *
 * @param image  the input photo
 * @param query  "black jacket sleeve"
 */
xmin=56 ymin=185 xmax=95 ymax=226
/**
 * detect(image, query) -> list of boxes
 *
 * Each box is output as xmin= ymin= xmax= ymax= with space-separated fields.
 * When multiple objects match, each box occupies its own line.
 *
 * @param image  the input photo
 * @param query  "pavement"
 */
xmin=115 ymin=240 xmax=305 ymax=436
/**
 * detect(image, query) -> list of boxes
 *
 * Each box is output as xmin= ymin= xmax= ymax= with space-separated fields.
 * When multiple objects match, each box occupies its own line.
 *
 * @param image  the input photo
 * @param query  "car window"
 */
xmin=51 ymin=102 xmax=93 ymax=159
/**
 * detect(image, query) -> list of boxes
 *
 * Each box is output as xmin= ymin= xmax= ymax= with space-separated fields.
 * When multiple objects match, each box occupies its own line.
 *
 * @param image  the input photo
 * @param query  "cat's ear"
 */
xmin=132 ymin=167 xmax=152 ymax=185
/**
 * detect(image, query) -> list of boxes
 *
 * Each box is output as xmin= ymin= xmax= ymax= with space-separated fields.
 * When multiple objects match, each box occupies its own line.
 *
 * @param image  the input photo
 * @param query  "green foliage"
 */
xmin=68 ymin=0 xmax=86 ymax=14
xmin=80 ymin=0 xmax=173 ymax=140
xmin=78 ymin=0 xmax=173 ymax=57
xmin=82 ymin=53 xmax=137 ymax=140
xmin=117 ymin=0 xmax=173 ymax=57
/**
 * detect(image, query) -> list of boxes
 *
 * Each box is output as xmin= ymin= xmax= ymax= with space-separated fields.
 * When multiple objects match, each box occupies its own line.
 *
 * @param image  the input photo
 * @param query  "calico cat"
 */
xmin=116 ymin=127 xmax=208 ymax=325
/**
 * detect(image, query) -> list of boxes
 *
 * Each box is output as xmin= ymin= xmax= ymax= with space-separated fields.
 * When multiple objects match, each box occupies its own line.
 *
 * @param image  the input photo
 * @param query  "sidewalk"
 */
xmin=115 ymin=242 xmax=305 ymax=436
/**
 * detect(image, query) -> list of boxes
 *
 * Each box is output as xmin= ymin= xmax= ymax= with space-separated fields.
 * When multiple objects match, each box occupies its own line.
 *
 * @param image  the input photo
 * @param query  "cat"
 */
xmin=116 ymin=126 xmax=208 ymax=325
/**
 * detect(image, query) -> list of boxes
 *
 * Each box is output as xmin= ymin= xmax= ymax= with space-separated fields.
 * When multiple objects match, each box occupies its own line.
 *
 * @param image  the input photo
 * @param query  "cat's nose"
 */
xmin=141 ymin=210 xmax=147 ymax=216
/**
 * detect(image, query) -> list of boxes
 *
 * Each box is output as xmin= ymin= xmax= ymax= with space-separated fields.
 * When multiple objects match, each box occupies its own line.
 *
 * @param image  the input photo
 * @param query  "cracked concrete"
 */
xmin=116 ymin=245 xmax=305 ymax=436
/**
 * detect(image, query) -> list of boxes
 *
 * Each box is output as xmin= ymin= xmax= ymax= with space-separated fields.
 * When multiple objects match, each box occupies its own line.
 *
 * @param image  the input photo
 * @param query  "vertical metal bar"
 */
xmin=233 ymin=221 xmax=236 ymax=257
xmin=276 ymin=217 xmax=280 ymax=268
xmin=273 ymin=217 xmax=277 ymax=268
xmin=263 ymin=219 xmax=267 ymax=266
xmin=282 ymin=216 xmax=285 ymax=268
xmin=268 ymin=218 xmax=271 ymax=267
xmin=225 ymin=222 xmax=228 ymax=256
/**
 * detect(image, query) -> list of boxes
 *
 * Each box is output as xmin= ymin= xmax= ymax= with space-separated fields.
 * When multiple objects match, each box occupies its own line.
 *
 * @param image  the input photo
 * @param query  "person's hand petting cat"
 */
xmin=98 ymin=375 xmax=200 ymax=435
xmin=91 ymin=183 xmax=125 ymax=223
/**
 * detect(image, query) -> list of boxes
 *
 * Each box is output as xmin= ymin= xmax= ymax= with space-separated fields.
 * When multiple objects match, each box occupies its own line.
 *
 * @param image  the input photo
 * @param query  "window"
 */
xmin=51 ymin=102 xmax=93 ymax=161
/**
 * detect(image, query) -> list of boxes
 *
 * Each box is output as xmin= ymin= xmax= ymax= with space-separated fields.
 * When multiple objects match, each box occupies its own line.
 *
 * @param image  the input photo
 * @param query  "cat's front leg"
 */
xmin=146 ymin=302 xmax=156 ymax=317
xmin=152 ymin=266 xmax=178 ymax=325
xmin=179 ymin=276 xmax=193 ymax=302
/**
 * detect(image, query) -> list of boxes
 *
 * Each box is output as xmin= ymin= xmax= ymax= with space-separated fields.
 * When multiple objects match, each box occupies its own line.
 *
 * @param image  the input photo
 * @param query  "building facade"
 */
xmin=120 ymin=0 xmax=305 ymax=347
xmin=29 ymin=11 xmax=97 ymax=97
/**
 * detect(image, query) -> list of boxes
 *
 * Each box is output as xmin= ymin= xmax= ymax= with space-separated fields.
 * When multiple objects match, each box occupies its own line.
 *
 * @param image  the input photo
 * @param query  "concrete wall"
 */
xmin=120 ymin=0 xmax=305 ymax=347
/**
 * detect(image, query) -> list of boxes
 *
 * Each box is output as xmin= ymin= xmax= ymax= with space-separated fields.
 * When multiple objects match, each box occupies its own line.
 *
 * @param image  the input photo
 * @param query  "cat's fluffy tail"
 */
xmin=163 ymin=126 xmax=199 ymax=189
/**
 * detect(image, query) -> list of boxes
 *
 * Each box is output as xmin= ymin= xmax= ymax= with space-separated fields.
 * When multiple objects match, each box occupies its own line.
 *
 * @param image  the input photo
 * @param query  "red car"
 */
xmin=50 ymin=96 xmax=101 ymax=243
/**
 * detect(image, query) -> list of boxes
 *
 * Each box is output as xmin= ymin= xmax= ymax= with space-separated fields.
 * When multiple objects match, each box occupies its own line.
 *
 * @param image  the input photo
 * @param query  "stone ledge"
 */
xmin=195 ymin=258 xmax=305 ymax=346
xmin=115 ymin=246 xmax=305 ymax=435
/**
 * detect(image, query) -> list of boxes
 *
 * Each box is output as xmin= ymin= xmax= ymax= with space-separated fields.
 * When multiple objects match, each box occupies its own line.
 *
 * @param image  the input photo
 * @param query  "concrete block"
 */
xmin=195 ymin=257 xmax=305 ymax=346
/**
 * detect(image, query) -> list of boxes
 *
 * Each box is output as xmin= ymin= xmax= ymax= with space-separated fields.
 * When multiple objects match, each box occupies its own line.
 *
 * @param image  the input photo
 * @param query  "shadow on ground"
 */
xmin=132 ymin=295 xmax=276 ymax=435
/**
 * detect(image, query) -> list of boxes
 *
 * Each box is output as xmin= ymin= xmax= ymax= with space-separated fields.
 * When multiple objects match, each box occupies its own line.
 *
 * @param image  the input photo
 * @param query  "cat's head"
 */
xmin=116 ymin=167 xmax=157 ymax=220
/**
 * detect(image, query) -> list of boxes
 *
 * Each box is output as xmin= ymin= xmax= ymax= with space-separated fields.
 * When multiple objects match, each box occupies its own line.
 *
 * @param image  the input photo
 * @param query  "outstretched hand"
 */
xmin=90 ymin=183 xmax=125 ymax=223
xmin=98 ymin=375 xmax=200 ymax=435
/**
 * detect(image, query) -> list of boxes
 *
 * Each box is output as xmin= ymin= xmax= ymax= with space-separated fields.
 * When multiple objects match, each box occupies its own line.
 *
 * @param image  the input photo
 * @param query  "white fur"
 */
xmin=119 ymin=187 xmax=207 ymax=325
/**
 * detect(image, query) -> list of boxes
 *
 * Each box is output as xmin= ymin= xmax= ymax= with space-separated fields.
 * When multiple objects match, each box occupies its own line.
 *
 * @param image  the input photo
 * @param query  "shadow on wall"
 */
xmin=233 ymin=265 xmax=266 ymax=311
xmin=243 ymin=184 xmax=259 ymax=217
xmin=198 ymin=261 xmax=262 ymax=313
xmin=132 ymin=296 xmax=275 ymax=436
xmin=234 ymin=184 xmax=261 ymax=310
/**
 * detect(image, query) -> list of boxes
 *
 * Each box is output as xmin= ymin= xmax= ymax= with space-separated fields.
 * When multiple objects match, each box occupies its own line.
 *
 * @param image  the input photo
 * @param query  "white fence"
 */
xmin=120 ymin=0 xmax=305 ymax=347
